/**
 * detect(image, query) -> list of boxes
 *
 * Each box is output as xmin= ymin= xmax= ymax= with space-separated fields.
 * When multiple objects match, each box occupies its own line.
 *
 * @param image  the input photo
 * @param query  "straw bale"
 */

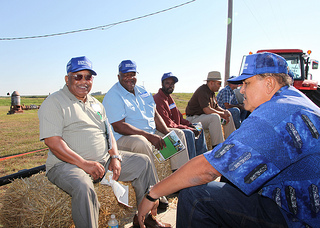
xmin=0 ymin=173 xmax=72 ymax=227
xmin=0 ymin=172 xmax=137 ymax=228
xmin=154 ymin=157 xmax=172 ymax=181
xmin=0 ymin=157 xmax=173 ymax=227
xmin=204 ymin=129 xmax=212 ymax=150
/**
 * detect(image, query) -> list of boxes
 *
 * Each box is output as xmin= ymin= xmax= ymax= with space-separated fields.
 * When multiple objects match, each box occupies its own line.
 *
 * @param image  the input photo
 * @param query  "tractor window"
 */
xmin=279 ymin=54 xmax=303 ymax=80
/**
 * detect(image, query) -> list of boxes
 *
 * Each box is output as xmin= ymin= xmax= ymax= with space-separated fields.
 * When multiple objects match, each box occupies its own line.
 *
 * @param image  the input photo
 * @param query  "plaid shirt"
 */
xmin=216 ymin=85 xmax=238 ymax=109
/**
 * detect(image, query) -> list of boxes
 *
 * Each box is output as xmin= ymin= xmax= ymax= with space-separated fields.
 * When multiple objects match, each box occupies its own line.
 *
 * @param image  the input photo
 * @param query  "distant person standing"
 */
xmin=153 ymin=72 xmax=208 ymax=157
xmin=216 ymin=77 xmax=247 ymax=129
xmin=185 ymin=71 xmax=236 ymax=148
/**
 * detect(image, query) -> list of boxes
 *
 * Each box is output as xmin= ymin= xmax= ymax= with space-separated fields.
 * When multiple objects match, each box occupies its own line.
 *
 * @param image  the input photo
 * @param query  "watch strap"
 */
xmin=145 ymin=191 xmax=159 ymax=202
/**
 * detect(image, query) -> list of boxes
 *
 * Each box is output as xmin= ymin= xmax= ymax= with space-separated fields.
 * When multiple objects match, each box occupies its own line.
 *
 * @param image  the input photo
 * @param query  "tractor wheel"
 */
xmin=303 ymin=86 xmax=320 ymax=108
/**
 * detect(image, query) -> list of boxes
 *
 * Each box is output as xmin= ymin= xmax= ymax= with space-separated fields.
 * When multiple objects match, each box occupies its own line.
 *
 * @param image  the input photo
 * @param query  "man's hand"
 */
xmin=138 ymin=196 xmax=159 ymax=228
xmin=192 ymin=128 xmax=200 ymax=137
xmin=81 ymin=160 xmax=105 ymax=181
xmin=145 ymin=133 xmax=166 ymax=150
xmin=221 ymin=110 xmax=231 ymax=124
xmin=108 ymin=158 xmax=121 ymax=181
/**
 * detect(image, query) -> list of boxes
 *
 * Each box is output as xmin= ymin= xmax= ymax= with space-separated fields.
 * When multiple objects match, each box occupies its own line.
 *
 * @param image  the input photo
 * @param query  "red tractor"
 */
xmin=244 ymin=49 xmax=320 ymax=107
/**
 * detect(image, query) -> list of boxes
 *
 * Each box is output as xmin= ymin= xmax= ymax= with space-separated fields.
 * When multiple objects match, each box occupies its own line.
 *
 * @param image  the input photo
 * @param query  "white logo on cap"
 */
xmin=125 ymin=63 xmax=135 ymax=67
xmin=78 ymin=60 xmax=91 ymax=67
xmin=243 ymin=63 xmax=248 ymax=69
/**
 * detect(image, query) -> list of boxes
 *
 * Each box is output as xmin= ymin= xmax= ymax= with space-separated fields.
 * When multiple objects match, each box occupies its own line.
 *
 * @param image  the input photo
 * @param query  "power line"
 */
xmin=241 ymin=0 xmax=273 ymax=45
xmin=0 ymin=0 xmax=196 ymax=41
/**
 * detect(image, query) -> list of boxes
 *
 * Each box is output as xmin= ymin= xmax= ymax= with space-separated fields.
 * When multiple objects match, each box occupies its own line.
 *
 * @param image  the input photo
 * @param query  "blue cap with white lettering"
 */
xmin=228 ymin=52 xmax=288 ymax=83
xmin=161 ymin=72 xmax=178 ymax=83
xmin=66 ymin=56 xmax=97 ymax=75
xmin=119 ymin=60 xmax=137 ymax=73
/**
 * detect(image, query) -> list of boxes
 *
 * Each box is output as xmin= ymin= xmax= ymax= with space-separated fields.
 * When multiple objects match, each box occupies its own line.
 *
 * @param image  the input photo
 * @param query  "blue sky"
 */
xmin=1 ymin=0 xmax=320 ymax=96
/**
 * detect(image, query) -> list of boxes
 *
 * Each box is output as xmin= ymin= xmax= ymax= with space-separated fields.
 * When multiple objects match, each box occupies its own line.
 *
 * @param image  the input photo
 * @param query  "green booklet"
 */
xmin=153 ymin=130 xmax=186 ymax=163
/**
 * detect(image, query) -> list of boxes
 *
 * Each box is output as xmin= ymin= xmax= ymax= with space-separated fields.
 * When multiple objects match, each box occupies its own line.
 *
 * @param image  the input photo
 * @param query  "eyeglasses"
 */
xmin=71 ymin=74 xmax=94 ymax=81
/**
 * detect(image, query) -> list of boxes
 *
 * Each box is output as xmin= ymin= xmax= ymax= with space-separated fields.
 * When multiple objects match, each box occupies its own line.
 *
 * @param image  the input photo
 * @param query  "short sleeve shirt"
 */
xmin=204 ymin=86 xmax=320 ymax=227
xmin=38 ymin=85 xmax=111 ymax=172
xmin=102 ymin=82 xmax=156 ymax=141
xmin=186 ymin=84 xmax=218 ymax=116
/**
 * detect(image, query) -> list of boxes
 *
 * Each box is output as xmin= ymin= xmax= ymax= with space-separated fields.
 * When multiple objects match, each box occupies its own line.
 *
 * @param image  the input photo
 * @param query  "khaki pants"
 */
xmin=116 ymin=128 xmax=189 ymax=171
xmin=47 ymin=151 xmax=156 ymax=228
xmin=186 ymin=113 xmax=236 ymax=146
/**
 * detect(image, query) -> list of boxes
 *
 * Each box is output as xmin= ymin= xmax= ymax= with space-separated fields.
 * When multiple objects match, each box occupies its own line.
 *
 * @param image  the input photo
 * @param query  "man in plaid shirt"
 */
xmin=217 ymin=78 xmax=247 ymax=129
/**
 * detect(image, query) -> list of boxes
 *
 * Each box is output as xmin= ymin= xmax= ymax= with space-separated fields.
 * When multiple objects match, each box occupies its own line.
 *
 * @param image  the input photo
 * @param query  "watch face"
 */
xmin=112 ymin=155 xmax=122 ymax=162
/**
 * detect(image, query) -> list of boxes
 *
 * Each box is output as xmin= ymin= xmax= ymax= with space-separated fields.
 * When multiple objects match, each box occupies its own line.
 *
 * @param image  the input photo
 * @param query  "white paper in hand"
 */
xmin=101 ymin=170 xmax=132 ymax=207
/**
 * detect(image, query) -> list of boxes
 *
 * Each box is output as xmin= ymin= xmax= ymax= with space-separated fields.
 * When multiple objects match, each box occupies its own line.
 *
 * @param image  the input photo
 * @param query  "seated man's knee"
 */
xmin=208 ymin=113 xmax=220 ymax=121
xmin=131 ymin=135 xmax=151 ymax=151
xmin=72 ymin=178 xmax=97 ymax=201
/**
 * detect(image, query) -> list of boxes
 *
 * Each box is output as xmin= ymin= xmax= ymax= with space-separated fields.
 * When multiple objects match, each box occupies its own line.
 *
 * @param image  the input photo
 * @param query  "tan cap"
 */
xmin=206 ymin=71 xmax=221 ymax=81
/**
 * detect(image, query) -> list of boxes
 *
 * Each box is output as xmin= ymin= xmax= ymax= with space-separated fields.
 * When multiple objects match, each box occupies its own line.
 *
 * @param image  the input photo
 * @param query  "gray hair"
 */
xmin=257 ymin=73 xmax=293 ymax=86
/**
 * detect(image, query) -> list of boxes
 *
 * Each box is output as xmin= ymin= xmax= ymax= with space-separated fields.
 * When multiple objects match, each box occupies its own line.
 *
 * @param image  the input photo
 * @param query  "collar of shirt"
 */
xmin=157 ymin=88 xmax=170 ymax=100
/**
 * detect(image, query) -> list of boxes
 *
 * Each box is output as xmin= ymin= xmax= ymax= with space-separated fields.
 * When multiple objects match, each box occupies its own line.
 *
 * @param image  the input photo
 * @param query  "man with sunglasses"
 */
xmin=38 ymin=56 xmax=169 ymax=228
xmin=185 ymin=71 xmax=236 ymax=149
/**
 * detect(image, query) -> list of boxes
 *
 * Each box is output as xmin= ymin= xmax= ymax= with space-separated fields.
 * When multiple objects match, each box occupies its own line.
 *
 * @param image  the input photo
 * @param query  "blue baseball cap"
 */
xmin=161 ymin=72 xmax=178 ymax=83
xmin=118 ymin=60 xmax=137 ymax=73
xmin=227 ymin=76 xmax=242 ymax=84
xmin=288 ymin=70 xmax=294 ymax=79
xmin=66 ymin=56 xmax=97 ymax=75
xmin=228 ymin=52 xmax=288 ymax=83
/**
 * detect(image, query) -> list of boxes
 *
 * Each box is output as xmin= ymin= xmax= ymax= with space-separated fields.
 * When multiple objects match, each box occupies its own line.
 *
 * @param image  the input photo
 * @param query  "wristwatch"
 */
xmin=145 ymin=190 xmax=159 ymax=202
xmin=111 ymin=154 xmax=122 ymax=162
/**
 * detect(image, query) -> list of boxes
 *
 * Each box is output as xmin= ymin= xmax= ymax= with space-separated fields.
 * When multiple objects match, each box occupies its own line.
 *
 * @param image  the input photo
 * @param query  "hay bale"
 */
xmin=154 ymin=158 xmax=172 ymax=181
xmin=0 ymin=173 xmax=136 ymax=228
xmin=204 ymin=129 xmax=212 ymax=150
xmin=0 ymin=173 xmax=72 ymax=228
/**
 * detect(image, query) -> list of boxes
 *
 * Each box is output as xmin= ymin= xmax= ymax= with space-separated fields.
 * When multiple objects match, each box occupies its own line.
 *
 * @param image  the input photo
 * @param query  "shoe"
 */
xmin=133 ymin=213 xmax=172 ymax=228
xmin=158 ymin=196 xmax=169 ymax=210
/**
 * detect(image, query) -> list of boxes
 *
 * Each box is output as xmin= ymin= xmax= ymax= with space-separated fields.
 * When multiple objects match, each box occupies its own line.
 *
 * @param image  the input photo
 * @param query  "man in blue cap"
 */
xmin=136 ymin=52 xmax=320 ymax=227
xmin=153 ymin=72 xmax=208 ymax=157
xmin=102 ymin=60 xmax=190 ymax=223
xmin=38 ymin=56 xmax=168 ymax=228
xmin=102 ymin=61 xmax=190 ymax=172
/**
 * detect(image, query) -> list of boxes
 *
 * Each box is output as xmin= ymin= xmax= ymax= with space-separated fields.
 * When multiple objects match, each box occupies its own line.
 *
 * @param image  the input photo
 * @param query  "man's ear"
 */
xmin=117 ymin=74 xmax=120 ymax=81
xmin=265 ymin=76 xmax=276 ymax=94
xmin=65 ymin=75 xmax=69 ymax=86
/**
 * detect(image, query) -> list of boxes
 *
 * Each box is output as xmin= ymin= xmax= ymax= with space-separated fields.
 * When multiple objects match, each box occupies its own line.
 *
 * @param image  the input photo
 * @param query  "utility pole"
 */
xmin=224 ymin=0 xmax=233 ymax=85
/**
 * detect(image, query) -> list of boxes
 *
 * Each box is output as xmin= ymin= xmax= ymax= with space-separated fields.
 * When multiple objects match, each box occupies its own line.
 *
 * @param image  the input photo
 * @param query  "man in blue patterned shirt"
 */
xmin=217 ymin=78 xmax=247 ymax=129
xmin=136 ymin=52 xmax=320 ymax=228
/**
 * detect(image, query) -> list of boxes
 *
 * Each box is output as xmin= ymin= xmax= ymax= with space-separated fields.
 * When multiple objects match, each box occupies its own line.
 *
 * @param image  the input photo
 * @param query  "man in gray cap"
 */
xmin=185 ymin=71 xmax=236 ymax=148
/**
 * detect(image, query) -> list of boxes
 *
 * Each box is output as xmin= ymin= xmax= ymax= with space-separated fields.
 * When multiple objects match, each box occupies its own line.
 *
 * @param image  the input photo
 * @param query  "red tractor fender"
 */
xmin=294 ymin=79 xmax=318 ymax=91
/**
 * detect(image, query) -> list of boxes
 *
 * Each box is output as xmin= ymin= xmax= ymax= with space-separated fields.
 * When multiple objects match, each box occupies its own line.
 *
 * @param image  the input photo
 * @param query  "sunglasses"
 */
xmin=71 ymin=74 xmax=94 ymax=81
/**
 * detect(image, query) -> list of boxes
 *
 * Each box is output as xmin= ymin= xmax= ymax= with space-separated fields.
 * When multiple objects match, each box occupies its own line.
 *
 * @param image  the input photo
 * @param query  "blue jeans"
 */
xmin=228 ymin=107 xmax=248 ymax=129
xmin=182 ymin=129 xmax=208 ymax=159
xmin=177 ymin=181 xmax=288 ymax=228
